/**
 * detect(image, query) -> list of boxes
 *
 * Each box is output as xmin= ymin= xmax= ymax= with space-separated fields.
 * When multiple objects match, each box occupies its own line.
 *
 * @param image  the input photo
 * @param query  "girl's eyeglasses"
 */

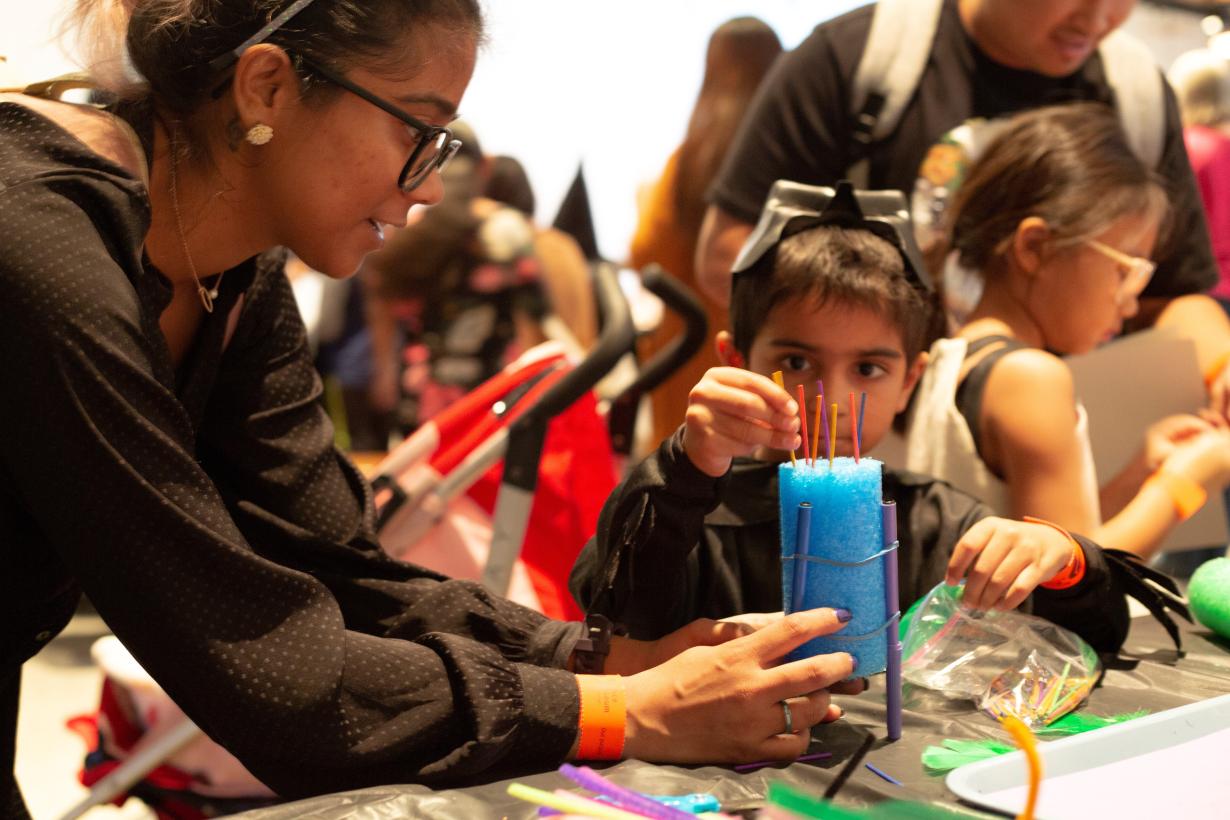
xmin=1083 ymin=238 xmax=1156 ymax=302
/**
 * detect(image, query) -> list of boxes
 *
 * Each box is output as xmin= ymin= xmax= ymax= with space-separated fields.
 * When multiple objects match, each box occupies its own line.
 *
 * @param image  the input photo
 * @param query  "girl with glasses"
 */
xmin=906 ymin=101 xmax=1230 ymax=563
xmin=0 ymin=0 xmax=859 ymax=814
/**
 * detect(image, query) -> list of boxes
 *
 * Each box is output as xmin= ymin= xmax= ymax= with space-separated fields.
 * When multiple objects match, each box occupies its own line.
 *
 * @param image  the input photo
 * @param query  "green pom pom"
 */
xmin=1189 ymin=556 xmax=1230 ymax=639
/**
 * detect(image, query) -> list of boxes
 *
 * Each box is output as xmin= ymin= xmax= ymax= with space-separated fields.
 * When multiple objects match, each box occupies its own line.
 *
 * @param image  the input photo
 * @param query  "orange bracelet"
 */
xmin=575 ymin=675 xmax=626 ymax=760
xmin=1204 ymin=350 xmax=1230 ymax=390
xmin=1024 ymin=516 xmax=1086 ymax=591
xmin=1144 ymin=470 xmax=1207 ymax=522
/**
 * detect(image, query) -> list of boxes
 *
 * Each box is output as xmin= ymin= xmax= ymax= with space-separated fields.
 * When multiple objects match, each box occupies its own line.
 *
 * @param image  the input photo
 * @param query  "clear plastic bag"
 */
xmin=901 ymin=583 xmax=1101 ymax=729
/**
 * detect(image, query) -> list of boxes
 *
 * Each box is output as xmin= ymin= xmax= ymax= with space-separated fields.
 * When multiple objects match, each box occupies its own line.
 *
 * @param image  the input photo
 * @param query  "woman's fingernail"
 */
xmin=834 ymin=608 xmax=853 ymax=623
xmin=862 ymin=677 xmax=870 ymax=691
xmin=848 ymin=655 xmax=859 ymax=670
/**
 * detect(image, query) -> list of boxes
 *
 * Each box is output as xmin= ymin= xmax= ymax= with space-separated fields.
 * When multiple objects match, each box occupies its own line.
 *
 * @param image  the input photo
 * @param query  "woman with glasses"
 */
xmin=0 ymin=1 xmax=862 ymax=814
xmin=906 ymin=101 xmax=1230 ymax=561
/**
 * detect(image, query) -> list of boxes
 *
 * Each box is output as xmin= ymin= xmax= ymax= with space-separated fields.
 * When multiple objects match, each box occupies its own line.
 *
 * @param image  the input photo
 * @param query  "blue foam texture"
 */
xmin=779 ymin=458 xmax=887 ymax=673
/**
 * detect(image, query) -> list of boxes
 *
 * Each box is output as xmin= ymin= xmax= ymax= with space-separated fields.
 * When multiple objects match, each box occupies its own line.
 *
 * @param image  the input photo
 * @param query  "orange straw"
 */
xmin=797 ymin=385 xmax=810 ymax=470
xmin=812 ymin=395 xmax=822 ymax=465
xmin=828 ymin=401 xmax=838 ymax=468
xmin=772 ymin=371 xmax=795 ymax=466
xmin=850 ymin=392 xmax=860 ymax=463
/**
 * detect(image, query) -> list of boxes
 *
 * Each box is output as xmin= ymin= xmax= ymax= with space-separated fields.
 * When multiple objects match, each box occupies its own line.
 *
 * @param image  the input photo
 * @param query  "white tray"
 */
xmin=946 ymin=693 xmax=1230 ymax=819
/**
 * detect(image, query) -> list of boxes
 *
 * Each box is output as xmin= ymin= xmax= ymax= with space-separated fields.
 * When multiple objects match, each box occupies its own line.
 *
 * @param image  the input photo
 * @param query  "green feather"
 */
xmin=1036 ymin=710 xmax=1148 ymax=736
xmin=920 ymin=712 xmax=1148 ymax=774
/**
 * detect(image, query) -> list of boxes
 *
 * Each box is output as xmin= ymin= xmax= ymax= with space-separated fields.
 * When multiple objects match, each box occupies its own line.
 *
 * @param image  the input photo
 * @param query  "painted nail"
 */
xmin=834 ymin=608 xmax=853 ymax=623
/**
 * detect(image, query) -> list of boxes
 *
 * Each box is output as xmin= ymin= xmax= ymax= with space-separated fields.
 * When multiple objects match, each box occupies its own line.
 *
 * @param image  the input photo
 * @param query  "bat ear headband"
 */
xmin=730 ymin=179 xmax=934 ymax=294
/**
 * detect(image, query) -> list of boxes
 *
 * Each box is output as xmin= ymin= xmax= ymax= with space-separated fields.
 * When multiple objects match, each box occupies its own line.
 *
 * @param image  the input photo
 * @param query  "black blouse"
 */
xmin=0 ymin=100 xmax=581 ymax=805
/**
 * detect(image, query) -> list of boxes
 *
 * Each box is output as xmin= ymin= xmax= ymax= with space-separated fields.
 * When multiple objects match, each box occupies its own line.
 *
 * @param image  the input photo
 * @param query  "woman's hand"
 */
xmin=945 ymin=517 xmax=1075 ymax=611
xmin=620 ymin=608 xmax=857 ymax=764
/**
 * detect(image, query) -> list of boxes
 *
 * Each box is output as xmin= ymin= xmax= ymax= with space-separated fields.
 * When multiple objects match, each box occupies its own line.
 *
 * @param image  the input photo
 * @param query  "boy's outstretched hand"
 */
xmin=945 ymin=517 xmax=1076 ymax=611
xmin=683 ymin=367 xmax=800 ymax=477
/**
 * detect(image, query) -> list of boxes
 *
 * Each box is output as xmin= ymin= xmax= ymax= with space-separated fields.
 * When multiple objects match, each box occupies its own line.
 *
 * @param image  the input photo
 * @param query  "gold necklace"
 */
xmin=167 ymin=137 xmax=224 ymax=313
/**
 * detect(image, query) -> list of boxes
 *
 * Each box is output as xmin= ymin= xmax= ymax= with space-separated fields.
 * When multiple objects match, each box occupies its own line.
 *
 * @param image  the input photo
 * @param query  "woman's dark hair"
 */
xmin=674 ymin=17 xmax=782 ymax=239
xmin=730 ymin=225 xmax=943 ymax=362
xmin=485 ymin=155 xmax=536 ymax=216
xmin=948 ymin=101 xmax=1170 ymax=277
xmin=65 ymin=0 xmax=484 ymax=115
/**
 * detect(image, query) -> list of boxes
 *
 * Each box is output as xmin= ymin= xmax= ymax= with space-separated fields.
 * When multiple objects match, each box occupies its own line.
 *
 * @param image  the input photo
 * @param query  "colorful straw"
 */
xmin=733 ymin=750 xmax=833 ymax=773
xmin=772 ymin=371 xmax=795 ymax=466
xmin=865 ymin=762 xmax=903 ymax=786
xmin=506 ymin=783 xmax=644 ymax=819
xmin=850 ymin=392 xmax=860 ymax=463
xmin=857 ymin=391 xmax=867 ymax=455
xmin=797 ymin=385 xmax=810 ymax=471
xmin=812 ymin=395 xmax=822 ymax=465
xmin=559 ymin=764 xmax=693 ymax=820
xmin=829 ymin=401 xmax=838 ymax=467
xmin=819 ymin=390 xmax=830 ymax=467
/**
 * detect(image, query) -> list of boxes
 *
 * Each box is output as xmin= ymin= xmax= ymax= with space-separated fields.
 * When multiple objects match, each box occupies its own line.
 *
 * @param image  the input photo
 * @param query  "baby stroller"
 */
xmin=63 ymin=262 xmax=707 ymax=818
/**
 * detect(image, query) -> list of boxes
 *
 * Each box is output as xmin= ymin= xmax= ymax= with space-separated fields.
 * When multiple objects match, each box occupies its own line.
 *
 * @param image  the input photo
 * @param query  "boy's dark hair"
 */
xmin=731 ymin=225 xmax=943 ymax=360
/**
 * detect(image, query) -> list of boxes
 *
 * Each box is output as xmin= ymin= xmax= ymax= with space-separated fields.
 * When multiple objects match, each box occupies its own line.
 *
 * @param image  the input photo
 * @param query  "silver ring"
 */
xmin=780 ymin=700 xmax=794 ymax=735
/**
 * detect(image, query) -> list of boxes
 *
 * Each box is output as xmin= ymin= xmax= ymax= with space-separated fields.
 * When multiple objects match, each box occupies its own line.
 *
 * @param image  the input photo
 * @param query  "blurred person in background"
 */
xmin=628 ymin=16 xmax=782 ymax=451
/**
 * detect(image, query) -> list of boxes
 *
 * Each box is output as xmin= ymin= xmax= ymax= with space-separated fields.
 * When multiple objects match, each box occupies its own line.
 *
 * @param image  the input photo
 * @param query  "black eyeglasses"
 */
xmin=296 ymin=55 xmax=463 ymax=192
xmin=204 ymin=0 xmax=461 ymax=192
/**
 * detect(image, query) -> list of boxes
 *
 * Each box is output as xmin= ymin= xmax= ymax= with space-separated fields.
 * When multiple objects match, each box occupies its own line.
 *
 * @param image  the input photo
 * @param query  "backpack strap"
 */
xmin=847 ymin=0 xmax=945 ymax=187
xmin=1098 ymin=28 xmax=1166 ymax=169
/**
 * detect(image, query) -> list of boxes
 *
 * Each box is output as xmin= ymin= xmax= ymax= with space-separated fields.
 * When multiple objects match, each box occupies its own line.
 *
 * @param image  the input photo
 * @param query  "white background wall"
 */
xmin=0 ymin=1 xmax=1210 ymax=260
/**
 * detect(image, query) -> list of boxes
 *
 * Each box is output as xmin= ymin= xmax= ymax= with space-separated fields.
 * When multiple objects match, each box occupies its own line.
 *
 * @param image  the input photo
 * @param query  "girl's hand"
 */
xmin=1144 ymin=413 xmax=1217 ymax=471
xmin=1161 ymin=429 xmax=1230 ymax=492
xmin=945 ymin=517 xmax=1075 ymax=611
xmin=683 ymin=367 xmax=799 ymax=478
xmin=621 ymin=608 xmax=857 ymax=764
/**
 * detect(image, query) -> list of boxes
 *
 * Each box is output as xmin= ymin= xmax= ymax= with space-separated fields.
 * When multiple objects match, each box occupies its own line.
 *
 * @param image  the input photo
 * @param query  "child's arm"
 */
xmin=978 ymin=349 xmax=1101 ymax=533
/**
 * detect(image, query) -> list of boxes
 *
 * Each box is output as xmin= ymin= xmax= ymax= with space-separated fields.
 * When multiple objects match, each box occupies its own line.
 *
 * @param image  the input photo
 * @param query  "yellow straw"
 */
xmin=772 ymin=371 xmax=795 ymax=466
xmin=828 ymin=401 xmax=838 ymax=468
xmin=506 ymin=783 xmax=645 ymax=820
xmin=1000 ymin=715 xmax=1041 ymax=820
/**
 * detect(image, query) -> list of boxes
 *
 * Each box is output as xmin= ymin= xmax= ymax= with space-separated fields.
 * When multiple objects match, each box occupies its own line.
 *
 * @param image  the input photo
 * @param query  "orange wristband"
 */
xmin=1024 ymin=516 xmax=1087 ymax=591
xmin=575 ymin=675 xmax=626 ymax=760
xmin=1145 ymin=470 xmax=1207 ymax=522
xmin=1204 ymin=350 xmax=1230 ymax=390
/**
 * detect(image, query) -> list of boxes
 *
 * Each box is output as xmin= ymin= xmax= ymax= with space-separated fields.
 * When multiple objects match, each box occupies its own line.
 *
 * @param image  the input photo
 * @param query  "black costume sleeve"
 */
xmin=570 ymin=428 xmax=723 ymax=636
xmin=0 ymin=176 xmax=580 ymax=796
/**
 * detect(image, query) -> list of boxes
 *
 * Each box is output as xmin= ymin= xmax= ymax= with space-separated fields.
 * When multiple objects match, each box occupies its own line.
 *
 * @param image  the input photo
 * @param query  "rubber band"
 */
xmin=1024 ymin=516 xmax=1086 ymax=591
xmin=576 ymin=675 xmax=626 ymax=760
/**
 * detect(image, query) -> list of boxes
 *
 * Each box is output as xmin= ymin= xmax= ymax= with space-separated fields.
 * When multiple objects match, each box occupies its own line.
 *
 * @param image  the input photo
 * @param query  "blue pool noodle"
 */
xmin=780 ymin=458 xmax=887 ymax=673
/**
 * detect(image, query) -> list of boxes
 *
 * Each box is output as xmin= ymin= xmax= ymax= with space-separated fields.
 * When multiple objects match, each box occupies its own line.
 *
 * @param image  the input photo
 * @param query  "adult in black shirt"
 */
xmin=0 ymin=1 xmax=860 ymax=815
xmin=697 ymin=0 xmax=1230 ymax=405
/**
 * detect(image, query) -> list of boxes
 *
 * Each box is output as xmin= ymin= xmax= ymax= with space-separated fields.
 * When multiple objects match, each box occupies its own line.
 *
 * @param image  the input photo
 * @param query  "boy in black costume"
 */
xmin=572 ymin=181 xmax=1183 ymax=654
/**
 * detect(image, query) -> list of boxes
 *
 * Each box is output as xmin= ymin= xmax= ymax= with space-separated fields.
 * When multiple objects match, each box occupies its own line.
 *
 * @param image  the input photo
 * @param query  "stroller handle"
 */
xmin=510 ymin=261 xmax=635 ymax=430
xmin=625 ymin=264 xmax=708 ymax=399
xmin=607 ymin=263 xmax=709 ymax=455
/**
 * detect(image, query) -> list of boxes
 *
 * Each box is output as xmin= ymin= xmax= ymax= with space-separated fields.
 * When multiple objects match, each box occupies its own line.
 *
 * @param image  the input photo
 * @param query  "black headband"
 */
xmin=731 ymin=180 xmax=934 ymax=294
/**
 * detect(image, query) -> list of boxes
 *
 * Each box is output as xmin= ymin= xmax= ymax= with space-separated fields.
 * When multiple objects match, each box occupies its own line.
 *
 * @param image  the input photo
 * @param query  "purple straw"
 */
xmin=734 ymin=751 xmax=833 ymax=773
xmin=865 ymin=762 xmax=904 ymax=786
xmin=856 ymin=391 xmax=867 ymax=455
xmin=818 ymin=381 xmax=830 ymax=463
xmin=883 ymin=501 xmax=903 ymax=741
xmin=558 ymin=763 xmax=693 ymax=820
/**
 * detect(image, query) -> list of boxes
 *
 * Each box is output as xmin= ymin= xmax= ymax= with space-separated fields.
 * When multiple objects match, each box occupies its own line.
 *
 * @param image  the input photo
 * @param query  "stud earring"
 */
xmin=245 ymin=124 xmax=274 ymax=146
